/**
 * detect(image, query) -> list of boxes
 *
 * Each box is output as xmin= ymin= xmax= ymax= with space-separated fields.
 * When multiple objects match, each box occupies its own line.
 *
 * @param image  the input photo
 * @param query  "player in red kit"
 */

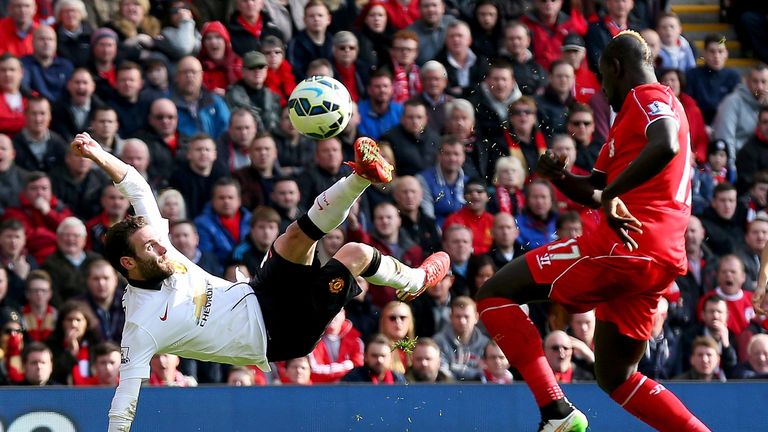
xmin=476 ymin=31 xmax=710 ymax=432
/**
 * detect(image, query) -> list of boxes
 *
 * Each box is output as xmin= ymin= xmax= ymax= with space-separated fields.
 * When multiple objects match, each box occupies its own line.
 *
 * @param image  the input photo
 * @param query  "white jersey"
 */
xmin=109 ymin=168 xmax=268 ymax=430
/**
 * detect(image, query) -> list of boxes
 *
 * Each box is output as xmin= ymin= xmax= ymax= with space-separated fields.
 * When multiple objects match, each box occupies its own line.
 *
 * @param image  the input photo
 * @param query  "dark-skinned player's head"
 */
xmin=599 ymin=30 xmax=654 ymax=112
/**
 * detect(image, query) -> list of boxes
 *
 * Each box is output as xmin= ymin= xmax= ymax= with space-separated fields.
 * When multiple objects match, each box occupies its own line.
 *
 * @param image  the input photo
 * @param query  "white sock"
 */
xmin=307 ymin=174 xmax=370 ymax=233
xmin=364 ymin=255 xmax=425 ymax=291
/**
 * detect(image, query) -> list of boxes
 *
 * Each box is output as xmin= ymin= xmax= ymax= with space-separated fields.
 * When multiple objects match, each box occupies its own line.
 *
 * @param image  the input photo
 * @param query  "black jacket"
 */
xmin=380 ymin=124 xmax=439 ymax=177
xmin=12 ymin=130 xmax=68 ymax=172
xmin=228 ymin=11 xmax=285 ymax=57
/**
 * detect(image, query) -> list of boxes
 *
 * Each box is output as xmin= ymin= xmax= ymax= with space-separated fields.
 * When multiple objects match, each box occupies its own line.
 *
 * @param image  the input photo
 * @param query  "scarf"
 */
xmin=392 ymin=62 xmax=422 ymax=103
xmin=71 ymin=340 xmax=92 ymax=385
xmin=335 ymin=63 xmax=360 ymax=102
xmin=503 ymin=129 xmax=548 ymax=177
xmin=370 ymin=368 xmax=395 ymax=384
xmin=238 ymin=14 xmax=264 ymax=38
xmin=495 ymin=186 xmax=524 ymax=215
xmin=604 ymin=15 xmax=626 ymax=37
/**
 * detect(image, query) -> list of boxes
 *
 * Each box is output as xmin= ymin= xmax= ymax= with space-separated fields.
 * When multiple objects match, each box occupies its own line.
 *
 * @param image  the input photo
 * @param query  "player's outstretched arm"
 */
xmin=71 ymin=132 xmax=129 ymax=183
xmin=108 ymin=377 xmax=142 ymax=431
xmin=537 ymin=150 xmax=606 ymax=209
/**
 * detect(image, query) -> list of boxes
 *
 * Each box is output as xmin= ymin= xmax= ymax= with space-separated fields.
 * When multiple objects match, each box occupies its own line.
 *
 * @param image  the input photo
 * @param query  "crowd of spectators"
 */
xmin=2 ymin=0 xmax=768 ymax=388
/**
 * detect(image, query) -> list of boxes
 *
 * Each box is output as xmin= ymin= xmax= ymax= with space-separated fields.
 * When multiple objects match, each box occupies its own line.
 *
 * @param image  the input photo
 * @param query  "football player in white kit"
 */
xmin=70 ymin=133 xmax=450 ymax=431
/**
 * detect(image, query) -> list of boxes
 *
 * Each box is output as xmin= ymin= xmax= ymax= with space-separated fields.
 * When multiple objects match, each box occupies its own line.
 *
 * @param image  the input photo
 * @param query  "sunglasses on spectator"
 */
xmin=569 ymin=120 xmax=593 ymax=126
xmin=547 ymin=344 xmax=572 ymax=351
xmin=511 ymin=109 xmax=534 ymax=116
xmin=387 ymin=315 xmax=408 ymax=322
xmin=2 ymin=328 xmax=22 ymax=335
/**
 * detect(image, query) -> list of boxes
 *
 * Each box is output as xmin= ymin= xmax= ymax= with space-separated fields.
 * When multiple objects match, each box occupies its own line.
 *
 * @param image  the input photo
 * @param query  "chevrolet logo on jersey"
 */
xmin=193 ymin=280 xmax=214 ymax=327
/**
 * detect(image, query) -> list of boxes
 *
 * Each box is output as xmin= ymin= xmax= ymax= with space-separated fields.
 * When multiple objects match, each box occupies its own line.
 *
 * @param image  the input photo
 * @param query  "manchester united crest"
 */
xmin=328 ymin=277 xmax=345 ymax=294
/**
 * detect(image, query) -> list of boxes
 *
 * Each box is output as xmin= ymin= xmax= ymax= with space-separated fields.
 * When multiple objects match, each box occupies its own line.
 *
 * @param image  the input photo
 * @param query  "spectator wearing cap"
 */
xmin=225 ymin=51 xmax=281 ymax=133
xmin=88 ymin=27 xmax=120 ymax=99
xmin=154 ymin=1 xmax=201 ymax=62
xmin=0 ymin=54 xmax=27 ymax=138
xmin=560 ymin=33 xmax=599 ymax=104
xmin=703 ymin=139 xmax=734 ymax=186
xmin=736 ymin=107 xmax=768 ymax=195
xmin=287 ymin=0 xmax=334 ymax=81
xmin=21 ymin=25 xmax=74 ymax=102
xmin=198 ymin=21 xmax=242 ymax=97
xmin=262 ymin=35 xmax=296 ymax=106
xmin=0 ymin=0 xmax=39 ymax=58
xmin=227 ymin=0 xmax=285 ymax=57
xmin=685 ymin=34 xmax=741 ymax=125
xmin=520 ymin=0 xmax=582 ymax=71
xmin=55 ymin=0 xmax=94 ymax=68
xmin=499 ymin=21 xmax=546 ymax=97
xmin=173 ymin=56 xmax=231 ymax=140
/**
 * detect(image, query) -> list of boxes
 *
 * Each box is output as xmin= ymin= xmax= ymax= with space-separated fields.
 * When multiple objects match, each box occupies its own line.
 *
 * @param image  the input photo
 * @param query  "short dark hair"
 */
xmin=0 ymin=218 xmax=24 ymax=234
xmin=658 ymin=68 xmax=687 ymax=89
xmin=117 ymin=60 xmax=143 ymax=75
xmin=86 ymin=258 xmax=115 ymax=278
xmin=250 ymin=206 xmax=281 ymax=226
xmin=713 ymin=181 xmax=736 ymax=197
xmin=759 ymin=106 xmax=768 ymax=120
xmin=25 ymin=171 xmax=49 ymax=186
xmin=403 ymin=97 xmax=426 ymax=111
xmin=212 ymin=176 xmax=242 ymax=196
xmin=703 ymin=294 xmax=726 ymax=308
xmin=369 ymin=66 xmax=393 ymax=82
xmin=567 ymin=103 xmax=593 ymax=119
xmin=703 ymin=33 xmax=726 ymax=50
xmin=22 ymin=341 xmax=52 ymax=364
xmin=104 ymin=215 xmax=150 ymax=278
xmin=556 ymin=211 xmax=582 ymax=230
xmin=92 ymin=341 xmax=121 ymax=359
xmin=25 ymin=269 xmax=52 ymax=290
xmin=89 ymin=105 xmax=117 ymax=122
xmin=170 ymin=219 xmax=197 ymax=234
xmin=753 ymin=170 xmax=768 ymax=186
xmin=365 ymin=334 xmax=392 ymax=352
xmin=439 ymin=134 xmax=463 ymax=151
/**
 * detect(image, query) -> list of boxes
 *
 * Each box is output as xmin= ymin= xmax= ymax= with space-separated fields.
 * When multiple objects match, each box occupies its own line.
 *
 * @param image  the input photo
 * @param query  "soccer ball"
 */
xmin=288 ymin=76 xmax=352 ymax=140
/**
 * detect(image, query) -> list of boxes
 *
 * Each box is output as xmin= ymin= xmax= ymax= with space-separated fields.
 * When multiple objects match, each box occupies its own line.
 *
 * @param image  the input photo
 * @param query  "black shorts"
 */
xmin=250 ymin=247 xmax=361 ymax=361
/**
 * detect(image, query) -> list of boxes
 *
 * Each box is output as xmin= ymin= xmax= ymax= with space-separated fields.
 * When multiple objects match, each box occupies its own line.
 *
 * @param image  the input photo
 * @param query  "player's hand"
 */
xmin=71 ymin=132 xmax=102 ymax=160
xmin=601 ymin=196 xmax=642 ymax=252
xmin=536 ymin=150 xmax=567 ymax=180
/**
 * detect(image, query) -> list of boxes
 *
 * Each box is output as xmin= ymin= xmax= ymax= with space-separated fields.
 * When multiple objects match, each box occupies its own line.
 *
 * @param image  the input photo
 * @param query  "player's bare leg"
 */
xmin=273 ymin=137 xmax=449 ymax=297
xmin=596 ymin=321 xmax=710 ymax=432
xmin=476 ymin=258 xmax=587 ymax=432
xmin=273 ymin=137 xmax=393 ymax=265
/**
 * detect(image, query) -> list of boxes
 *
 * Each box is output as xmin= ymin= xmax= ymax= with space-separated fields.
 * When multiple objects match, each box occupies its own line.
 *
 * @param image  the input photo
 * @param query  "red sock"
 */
xmin=478 ymin=297 xmax=564 ymax=407
xmin=611 ymin=372 xmax=711 ymax=432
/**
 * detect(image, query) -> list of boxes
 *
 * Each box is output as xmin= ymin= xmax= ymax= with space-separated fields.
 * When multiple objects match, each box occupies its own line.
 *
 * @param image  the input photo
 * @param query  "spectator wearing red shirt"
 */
xmin=0 ymin=0 xmax=39 ymax=58
xmin=659 ymin=68 xmax=709 ymax=168
xmin=389 ymin=30 xmax=422 ymax=103
xmin=262 ymin=35 xmax=296 ymax=106
xmin=0 ymin=55 xmax=28 ymax=137
xmin=544 ymin=330 xmax=594 ymax=383
xmin=347 ymin=202 xmax=424 ymax=307
xmin=20 ymin=269 xmax=56 ymax=343
xmin=198 ymin=21 xmax=242 ymax=97
xmin=444 ymin=178 xmax=494 ymax=255
xmin=383 ymin=0 xmax=421 ymax=30
xmin=75 ymin=342 xmax=121 ymax=386
xmin=560 ymin=33 xmax=599 ymax=104
xmin=699 ymin=255 xmax=756 ymax=336
xmin=3 ymin=172 xmax=73 ymax=264
xmin=521 ymin=0 xmax=582 ymax=71
xmin=341 ymin=333 xmax=407 ymax=383
xmin=308 ymin=309 xmax=365 ymax=383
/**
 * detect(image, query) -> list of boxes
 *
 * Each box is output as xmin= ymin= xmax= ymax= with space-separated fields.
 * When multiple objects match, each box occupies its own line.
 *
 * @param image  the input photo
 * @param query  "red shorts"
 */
xmin=525 ymin=237 xmax=674 ymax=340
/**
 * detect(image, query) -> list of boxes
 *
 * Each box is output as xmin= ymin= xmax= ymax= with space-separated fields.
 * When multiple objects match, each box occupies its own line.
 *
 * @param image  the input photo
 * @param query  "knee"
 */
xmin=594 ymin=365 xmax=633 ymax=394
xmin=337 ymin=242 xmax=369 ymax=258
xmin=333 ymin=242 xmax=373 ymax=275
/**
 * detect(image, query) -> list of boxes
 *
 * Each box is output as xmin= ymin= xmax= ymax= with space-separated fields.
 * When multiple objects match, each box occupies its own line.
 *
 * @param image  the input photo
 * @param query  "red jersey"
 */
xmin=592 ymin=83 xmax=691 ymax=274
